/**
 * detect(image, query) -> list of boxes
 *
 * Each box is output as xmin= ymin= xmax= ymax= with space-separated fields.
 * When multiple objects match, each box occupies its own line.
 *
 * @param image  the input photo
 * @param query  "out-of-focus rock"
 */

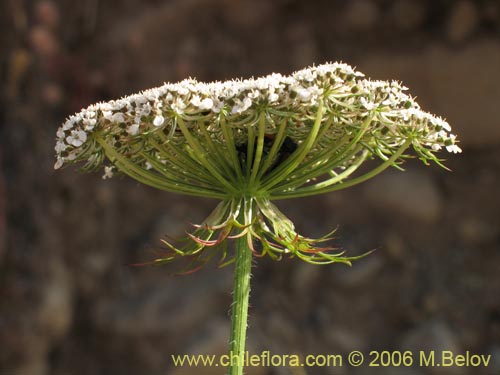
xmin=489 ymin=345 xmax=500 ymax=373
xmin=292 ymin=262 xmax=320 ymax=295
xmin=0 ymin=256 xmax=73 ymax=373
xmin=447 ymin=0 xmax=479 ymax=43
xmin=0 ymin=326 xmax=52 ymax=375
xmin=426 ymin=42 xmax=500 ymax=146
xmin=459 ymin=217 xmax=498 ymax=243
xmin=5 ymin=49 xmax=32 ymax=99
xmin=263 ymin=311 xmax=299 ymax=346
xmin=325 ymin=325 xmax=366 ymax=353
xmin=29 ymin=26 xmax=59 ymax=57
xmin=333 ymin=255 xmax=383 ymax=287
xmin=343 ymin=0 xmax=380 ymax=31
xmin=169 ymin=319 xmax=255 ymax=375
xmin=182 ymin=319 xmax=229 ymax=355
xmin=382 ymin=368 xmax=423 ymax=375
xmin=152 ymin=199 xmax=208 ymax=241
xmin=221 ymin=0 xmax=277 ymax=31
xmin=383 ymin=232 xmax=408 ymax=260
xmin=37 ymin=260 xmax=73 ymax=340
xmin=482 ymin=1 xmax=499 ymax=24
xmin=41 ymin=82 xmax=63 ymax=105
xmin=359 ymin=41 xmax=500 ymax=147
xmin=94 ymin=269 xmax=231 ymax=336
xmin=0 ymin=161 xmax=5 ymax=263
xmin=363 ymin=171 xmax=443 ymax=223
xmin=34 ymin=0 xmax=60 ymax=29
xmin=390 ymin=0 xmax=427 ymax=31
xmin=5 ymin=357 xmax=49 ymax=375
xmin=401 ymin=320 xmax=464 ymax=375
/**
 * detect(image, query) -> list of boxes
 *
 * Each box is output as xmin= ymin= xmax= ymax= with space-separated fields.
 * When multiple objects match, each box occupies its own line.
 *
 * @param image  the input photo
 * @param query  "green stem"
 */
xmin=220 ymin=116 xmax=244 ymax=182
xmin=228 ymin=207 xmax=253 ymax=375
xmin=176 ymin=117 xmax=238 ymax=194
xmin=259 ymin=100 xmax=324 ymax=191
xmin=248 ymin=112 xmax=266 ymax=187
xmin=271 ymin=138 xmax=412 ymax=199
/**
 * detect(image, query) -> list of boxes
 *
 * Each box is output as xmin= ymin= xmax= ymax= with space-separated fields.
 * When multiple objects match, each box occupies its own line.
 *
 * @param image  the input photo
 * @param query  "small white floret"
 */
xmin=102 ymin=166 xmax=114 ymax=179
xmin=153 ymin=115 xmax=165 ymax=127
xmin=66 ymin=130 xmax=87 ymax=147
xmin=54 ymin=158 xmax=64 ymax=170
xmin=128 ymin=124 xmax=140 ymax=135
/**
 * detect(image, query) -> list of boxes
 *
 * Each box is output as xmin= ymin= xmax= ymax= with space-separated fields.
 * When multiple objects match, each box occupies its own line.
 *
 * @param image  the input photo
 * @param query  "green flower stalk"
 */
xmin=54 ymin=63 xmax=460 ymax=374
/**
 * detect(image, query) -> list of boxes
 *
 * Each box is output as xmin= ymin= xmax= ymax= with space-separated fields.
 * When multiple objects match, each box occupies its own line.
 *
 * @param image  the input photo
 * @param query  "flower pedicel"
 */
xmin=54 ymin=62 xmax=461 ymax=375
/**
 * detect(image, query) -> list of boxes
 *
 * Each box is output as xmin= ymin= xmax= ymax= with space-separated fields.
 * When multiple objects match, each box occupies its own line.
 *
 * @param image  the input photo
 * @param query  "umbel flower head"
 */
xmin=55 ymin=62 xmax=461 ymax=269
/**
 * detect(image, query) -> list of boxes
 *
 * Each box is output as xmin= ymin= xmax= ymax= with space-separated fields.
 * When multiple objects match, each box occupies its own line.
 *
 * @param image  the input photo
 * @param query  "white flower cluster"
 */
xmin=54 ymin=62 xmax=461 ymax=171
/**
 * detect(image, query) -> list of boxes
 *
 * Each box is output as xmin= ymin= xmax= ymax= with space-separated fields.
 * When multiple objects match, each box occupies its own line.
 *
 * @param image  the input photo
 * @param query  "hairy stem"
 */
xmin=228 ymin=209 xmax=253 ymax=375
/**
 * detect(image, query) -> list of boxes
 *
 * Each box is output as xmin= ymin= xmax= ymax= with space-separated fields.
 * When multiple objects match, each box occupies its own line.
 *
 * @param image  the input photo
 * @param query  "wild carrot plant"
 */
xmin=55 ymin=63 xmax=460 ymax=375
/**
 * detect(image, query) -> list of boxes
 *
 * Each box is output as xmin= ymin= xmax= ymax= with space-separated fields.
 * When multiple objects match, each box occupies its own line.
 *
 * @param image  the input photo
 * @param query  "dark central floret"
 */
xmin=235 ymin=135 xmax=298 ymax=175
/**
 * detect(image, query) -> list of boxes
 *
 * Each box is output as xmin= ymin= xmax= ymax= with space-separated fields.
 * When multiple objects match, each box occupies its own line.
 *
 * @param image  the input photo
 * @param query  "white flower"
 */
xmin=296 ymin=87 xmax=312 ymax=102
xmin=402 ymin=107 xmax=423 ymax=122
xmin=232 ymin=97 xmax=252 ymax=114
xmin=62 ymin=119 xmax=74 ymax=130
xmin=55 ymin=62 xmax=461 ymax=177
xmin=82 ymin=109 xmax=96 ymax=118
xmin=190 ymin=95 xmax=202 ymax=107
xmin=54 ymin=158 xmax=64 ymax=170
xmin=190 ymin=95 xmax=214 ymax=110
xmin=55 ymin=141 xmax=67 ymax=153
xmin=133 ymin=95 xmax=148 ymax=104
xmin=200 ymin=98 xmax=214 ymax=110
xmin=435 ymin=117 xmax=451 ymax=132
xmin=66 ymin=130 xmax=87 ymax=147
xmin=295 ymin=69 xmax=316 ymax=82
xmin=128 ymin=124 xmax=140 ymax=135
xmin=268 ymin=91 xmax=279 ymax=103
xmin=307 ymin=85 xmax=323 ymax=97
xmin=109 ymin=113 xmax=125 ymax=123
xmin=102 ymin=166 xmax=114 ymax=179
xmin=294 ymin=84 xmax=323 ymax=103
xmin=171 ymin=98 xmax=187 ymax=114
xmin=360 ymin=97 xmax=378 ymax=110
xmin=139 ymin=102 xmax=152 ymax=117
xmin=83 ymin=118 xmax=97 ymax=130
xmin=153 ymin=114 xmax=165 ymax=126
xmin=316 ymin=64 xmax=333 ymax=76
xmin=247 ymin=90 xmax=260 ymax=99
xmin=176 ymin=85 xmax=190 ymax=96
xmin=446 ymin=134 xmax=462 ymax=153
xmin=446 ymin=144 xmax=462 ymax=153
xmin=212 ymin=100 xmax=224 ymax=113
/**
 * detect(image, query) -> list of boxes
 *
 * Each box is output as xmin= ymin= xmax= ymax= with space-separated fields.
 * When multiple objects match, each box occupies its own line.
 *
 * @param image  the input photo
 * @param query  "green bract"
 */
xmin=55 ymin=63 xmax=460 ymax=267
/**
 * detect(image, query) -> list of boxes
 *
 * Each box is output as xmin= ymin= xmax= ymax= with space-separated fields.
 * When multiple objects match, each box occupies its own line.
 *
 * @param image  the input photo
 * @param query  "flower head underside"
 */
xmin=55 ymin=62 xmax=461 ymax=267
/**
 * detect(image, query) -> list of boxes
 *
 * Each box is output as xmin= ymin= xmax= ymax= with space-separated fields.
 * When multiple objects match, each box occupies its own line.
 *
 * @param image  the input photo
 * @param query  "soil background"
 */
xmin=1 ymin=1 xmax=500 ymax=374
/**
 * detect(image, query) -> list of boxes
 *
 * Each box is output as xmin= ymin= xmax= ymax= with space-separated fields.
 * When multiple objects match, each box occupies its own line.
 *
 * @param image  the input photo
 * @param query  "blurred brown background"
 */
xmin=1 ymin=0 xmax=499 ymax=374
